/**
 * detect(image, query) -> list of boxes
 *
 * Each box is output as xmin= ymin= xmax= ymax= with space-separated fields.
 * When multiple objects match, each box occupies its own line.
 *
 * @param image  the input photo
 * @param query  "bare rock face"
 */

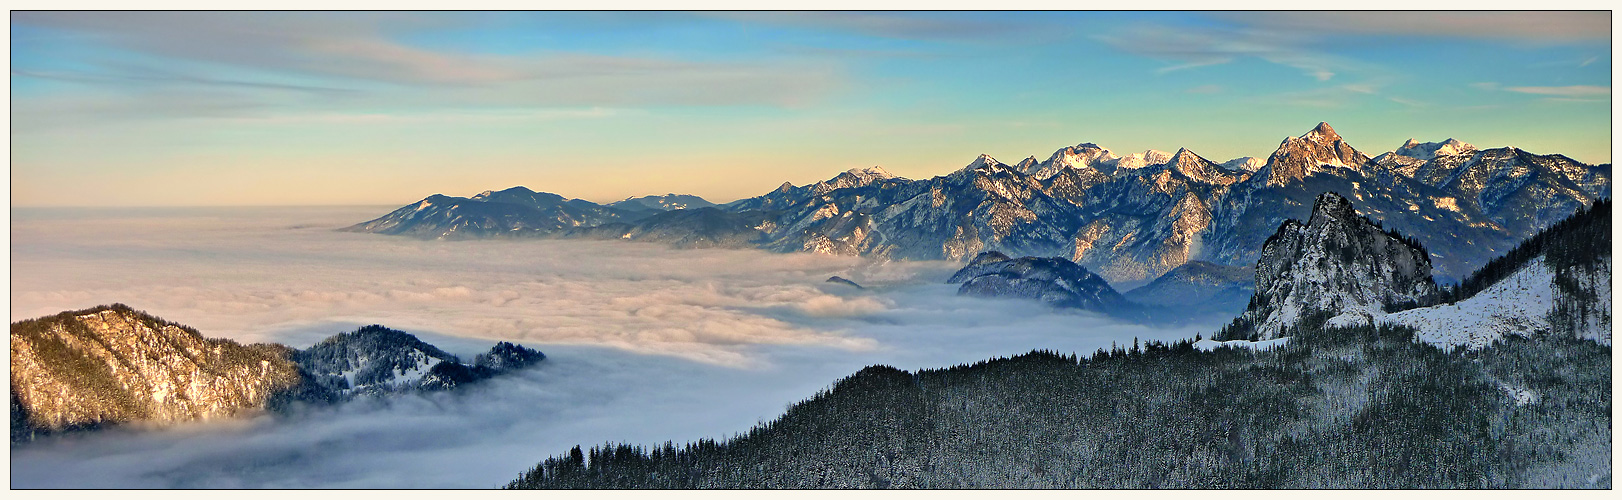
xmin=10 ymin=305 xmax=303 ymax=437
xmin=1232 ymin=193 xmax=1438 ymax=339
xmin=1257 ymin=122 xmax=1372 ymax=187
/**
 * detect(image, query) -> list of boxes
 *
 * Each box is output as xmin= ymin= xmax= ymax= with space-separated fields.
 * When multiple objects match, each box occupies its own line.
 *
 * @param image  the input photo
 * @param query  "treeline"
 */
xmin=506 ymin=320 xmax=1611 ymax=489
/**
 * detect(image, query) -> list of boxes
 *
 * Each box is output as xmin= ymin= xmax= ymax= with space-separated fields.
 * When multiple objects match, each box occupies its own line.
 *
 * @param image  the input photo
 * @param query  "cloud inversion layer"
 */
xmin=10 ymin=206 xmax=1219 ymax=488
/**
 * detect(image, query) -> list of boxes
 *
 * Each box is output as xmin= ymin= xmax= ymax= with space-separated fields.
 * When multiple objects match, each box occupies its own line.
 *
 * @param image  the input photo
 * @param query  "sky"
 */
xmin=10 ymin=11 xmax=1614 ymax=207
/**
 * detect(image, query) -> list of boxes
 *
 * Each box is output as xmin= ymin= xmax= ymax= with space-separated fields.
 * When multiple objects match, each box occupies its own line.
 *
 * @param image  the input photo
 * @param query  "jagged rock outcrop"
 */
xmin=10 ymin=305 xmax=305 ymax=439
xmin=1230 ymin=193 xmax=1438 ymax=340
xmin=948 ymin=251 xmax=1134 ymax=314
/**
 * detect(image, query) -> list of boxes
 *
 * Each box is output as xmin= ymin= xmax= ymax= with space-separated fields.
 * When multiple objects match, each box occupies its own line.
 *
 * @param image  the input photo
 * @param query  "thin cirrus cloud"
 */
xmin=1095 ymin=23 xmax=1349 ymax=81
xmin=1216 ymin=11 xmax=1610 ymax=43
xmin=10 ymin=11 xmax=845 ymax=125
xmin=1099 ymin=11 xmax=1606 ymax=82
xmin=713 ymin=11 xmax=1051 ymax=44
xmin=1502 ymin=85 xmax=1611 ymax=98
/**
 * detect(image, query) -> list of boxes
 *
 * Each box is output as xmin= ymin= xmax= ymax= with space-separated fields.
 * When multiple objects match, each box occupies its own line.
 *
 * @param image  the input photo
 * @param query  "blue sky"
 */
xmin=10 ymin=11 xmax=1612 ymax=206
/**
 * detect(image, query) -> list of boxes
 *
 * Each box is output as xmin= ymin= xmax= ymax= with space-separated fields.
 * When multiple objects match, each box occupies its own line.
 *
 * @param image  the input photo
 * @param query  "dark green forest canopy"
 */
xmin=507 ymin=323 xmax=1610 ymax=489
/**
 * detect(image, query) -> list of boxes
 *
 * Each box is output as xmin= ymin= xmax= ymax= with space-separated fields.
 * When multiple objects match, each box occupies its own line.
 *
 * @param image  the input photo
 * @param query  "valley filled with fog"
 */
xmin=10 ymin=206 xmax=1219 ymax=488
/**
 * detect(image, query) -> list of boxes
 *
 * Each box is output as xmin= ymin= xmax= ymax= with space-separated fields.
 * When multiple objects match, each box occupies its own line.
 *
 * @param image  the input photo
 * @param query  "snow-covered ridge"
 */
xmin=1393 ymin=138 xmax=1476 ymax=161
xmin=1220 ymin=156 xmax=1264 ymax=173
xmin=1384 ymin=256 xmax=1612 ymax=350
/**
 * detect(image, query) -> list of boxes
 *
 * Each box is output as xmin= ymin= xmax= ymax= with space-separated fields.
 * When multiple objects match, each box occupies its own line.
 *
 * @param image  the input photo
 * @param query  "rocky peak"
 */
xmin=964 ymin=154 xmax=1004 ymax=171
xmin=1014 ymin=156 xmax=1040 ymax=172
xmin=1227 ymin=192 xmax=1438 ymax=340
xmin=1303 ymin=121 xmax=1341 ymax=142
xmin=1153 ymin=148 xmax=1238 ymax=185
xmin=469 ymin=186 xmax=568 ymax=209
xmin=1168 ymin=147 xmax=1200 ymax=164
xmin=1257 ymin=122 xmax=1371 ymax=187
xmin=1307 ymin=191 xmax=1357 ymax=224
xmin=1029 ymin=143 xmax=1117 ymax=179
xmin=812 ymin=166 xmax=900 ymax=195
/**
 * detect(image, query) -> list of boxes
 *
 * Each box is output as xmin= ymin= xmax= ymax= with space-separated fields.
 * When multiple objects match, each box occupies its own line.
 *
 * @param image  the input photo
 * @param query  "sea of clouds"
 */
xmin=9 ymin=206 xmax=1222 ymax=488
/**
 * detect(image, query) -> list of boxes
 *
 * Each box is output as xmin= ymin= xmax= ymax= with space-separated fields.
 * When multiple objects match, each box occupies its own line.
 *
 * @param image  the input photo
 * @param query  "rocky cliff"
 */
xmin=1226 ymin=193 xmax=1438 ymax=340
xmin=10 ymin=305 xmax=304 ymax=439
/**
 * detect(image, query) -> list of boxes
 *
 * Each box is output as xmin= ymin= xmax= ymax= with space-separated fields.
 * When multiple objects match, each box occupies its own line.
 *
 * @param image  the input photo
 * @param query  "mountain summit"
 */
xmin=1256 ymin=122 xmax=1371 ymax=186
xmin=1226 ymin=193 xmax=1438 ymax=339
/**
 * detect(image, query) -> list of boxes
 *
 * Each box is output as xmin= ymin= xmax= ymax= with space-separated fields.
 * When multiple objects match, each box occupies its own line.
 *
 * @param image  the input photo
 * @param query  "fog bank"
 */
xmin=11 ymin=207 xmax=1220 ymax=488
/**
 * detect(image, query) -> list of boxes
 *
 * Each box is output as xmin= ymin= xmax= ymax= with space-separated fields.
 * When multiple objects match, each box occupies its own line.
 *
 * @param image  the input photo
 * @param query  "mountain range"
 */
xmin=347 ymin=123 xmax=1609 ymax=288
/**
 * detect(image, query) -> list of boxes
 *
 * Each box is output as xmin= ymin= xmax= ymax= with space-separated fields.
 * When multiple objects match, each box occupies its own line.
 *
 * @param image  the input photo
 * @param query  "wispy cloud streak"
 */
xmin=1217 ymin=12 xmax=1609 ymax=43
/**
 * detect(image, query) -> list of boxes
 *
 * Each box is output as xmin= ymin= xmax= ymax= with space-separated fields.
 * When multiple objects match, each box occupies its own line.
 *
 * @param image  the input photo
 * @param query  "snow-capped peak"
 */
xmin=1303 ymin=122 xmax=1341 ymax=142
xmin=1112 ymin=149 xmax=1173 ymax=172
xmin=963 ymin=154 xmax=1005 ymax=171
xmin=845 ymin=166 xmax=896 ymax=179
xmin=1394 ymin=138 xmax=1476 ymax=160
xmin=808 ymin=165 xmax=905 ymax=195
xmin=1026 ymin=143 xmax=1119 ymax=179
xmin=1220 ymin=156 xmax=1265 ymax=172
xmin=1169 ymin=147 xmax=1201 ymax=164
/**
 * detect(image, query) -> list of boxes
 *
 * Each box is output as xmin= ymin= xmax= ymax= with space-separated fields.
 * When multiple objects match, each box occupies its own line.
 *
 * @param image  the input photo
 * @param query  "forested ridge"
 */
xmin=508 ymin=321 xmax=1609 ymax=489
xmin=1389 ymin=198 xmax=1610 ymax=313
